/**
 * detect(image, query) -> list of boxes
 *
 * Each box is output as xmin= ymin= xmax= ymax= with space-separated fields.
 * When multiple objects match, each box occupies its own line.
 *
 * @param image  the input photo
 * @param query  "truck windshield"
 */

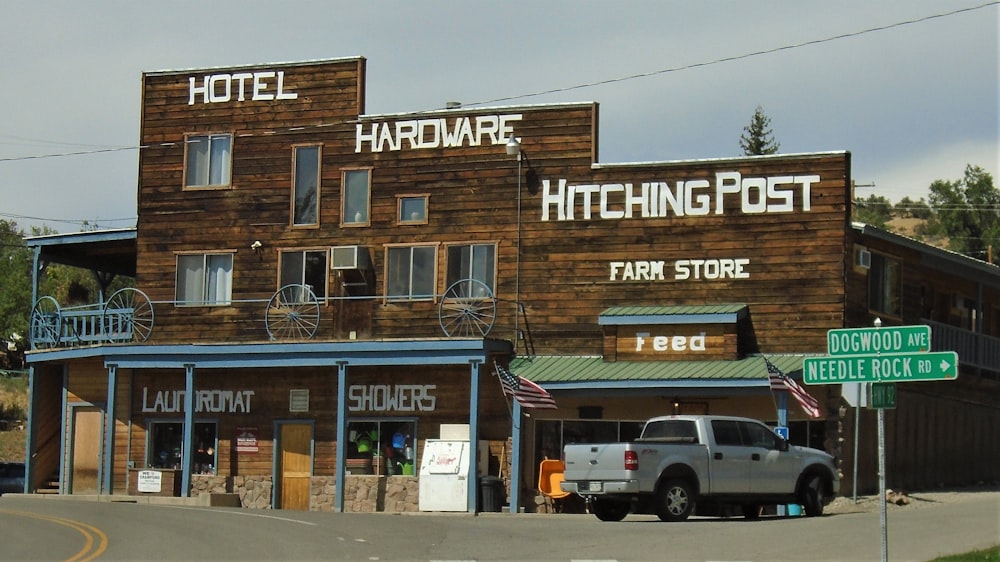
xmin=642 ymin=420 xmax=698 ymax=442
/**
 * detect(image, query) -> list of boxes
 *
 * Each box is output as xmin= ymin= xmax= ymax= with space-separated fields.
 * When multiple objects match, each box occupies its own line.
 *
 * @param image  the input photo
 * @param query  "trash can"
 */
xmin=478 ymin=476 xmax=504 ymax=512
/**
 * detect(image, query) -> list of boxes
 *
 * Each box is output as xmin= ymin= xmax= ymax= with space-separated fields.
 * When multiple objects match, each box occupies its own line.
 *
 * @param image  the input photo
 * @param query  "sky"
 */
xmin=1 ymin=0 xmax=997 ymax=235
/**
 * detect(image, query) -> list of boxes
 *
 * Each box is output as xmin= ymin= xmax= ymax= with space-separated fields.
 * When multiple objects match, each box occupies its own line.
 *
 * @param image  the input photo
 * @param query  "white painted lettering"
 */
xmin=347 ymin=384 xmax=437 ymax=412
xmin=544 ymin=173 xmax=819 ymax=221
xmin=355 ymin=114 xmax=522 ymax=153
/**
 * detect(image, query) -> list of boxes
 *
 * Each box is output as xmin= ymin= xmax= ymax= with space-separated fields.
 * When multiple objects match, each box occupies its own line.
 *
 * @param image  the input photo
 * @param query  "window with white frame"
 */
xmin=292 ymin=145 xmax=320 ymax=226
xmin=869 ymin=252 xmax=901 ymax=316
xmin=446 ymin=243 xmax=496 ymax=296
xmin=176 ymin=253 xmax=233 ymax=306
xmin=185 ymin=133 xmax=232 ymax=188
xmin=386 ymin=245 xmax=436 ymax=300
xmin=342 ymin=169 xmax=371 ymax=226
xmin=279 ymin=249 xmax=328 ymax=299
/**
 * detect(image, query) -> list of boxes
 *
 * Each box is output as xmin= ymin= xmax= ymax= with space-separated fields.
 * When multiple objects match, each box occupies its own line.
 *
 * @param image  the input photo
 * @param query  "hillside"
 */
xmin=0 ymin=375 xmax=27 ymax=462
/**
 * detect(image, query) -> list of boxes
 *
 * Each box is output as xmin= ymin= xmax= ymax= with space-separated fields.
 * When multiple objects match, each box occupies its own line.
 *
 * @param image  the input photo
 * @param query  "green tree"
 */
xmin=928 ymin=165 xmax=999 ymax=264
xmin=854 ymin=194 xmax=893 ymax=227
xmin=894 ymin=196 xmax=933 ymax=220
xmin=739 ymin=105 xmax=780 ymax=156
xmin=0 ymin=221 xmax=32 ymax=368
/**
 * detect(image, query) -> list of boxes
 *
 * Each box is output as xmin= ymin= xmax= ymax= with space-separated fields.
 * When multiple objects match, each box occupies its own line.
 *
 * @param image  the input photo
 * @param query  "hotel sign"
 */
xmin=188 ymin=70 xmax=298 ymax=105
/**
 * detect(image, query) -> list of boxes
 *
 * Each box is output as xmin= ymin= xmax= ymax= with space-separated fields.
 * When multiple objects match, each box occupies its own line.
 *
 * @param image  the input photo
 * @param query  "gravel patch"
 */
xmin=825 ymin=484 xmax=1000 ymax=515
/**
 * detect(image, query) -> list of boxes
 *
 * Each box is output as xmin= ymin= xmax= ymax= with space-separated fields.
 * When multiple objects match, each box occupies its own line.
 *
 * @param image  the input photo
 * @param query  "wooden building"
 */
xmin=24 ymin=57 xmax=999 ymax=512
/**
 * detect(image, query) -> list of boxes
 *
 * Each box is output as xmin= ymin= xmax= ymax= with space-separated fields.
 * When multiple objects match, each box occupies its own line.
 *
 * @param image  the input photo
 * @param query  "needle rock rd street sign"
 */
xmin=826 ymin=325 xmax=931 ymax=356
xmin=802 ymin=351 xmax=959 ymax=385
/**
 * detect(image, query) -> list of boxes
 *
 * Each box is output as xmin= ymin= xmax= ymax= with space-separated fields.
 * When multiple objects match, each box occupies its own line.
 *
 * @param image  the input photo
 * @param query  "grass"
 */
xmin=0 ymin=374 xmax=28 ymax=462
xmin=931 ymin=546 xmax=1000 ymax=562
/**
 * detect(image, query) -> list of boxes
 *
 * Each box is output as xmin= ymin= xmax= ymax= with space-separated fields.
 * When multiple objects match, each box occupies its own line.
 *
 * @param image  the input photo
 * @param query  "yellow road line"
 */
xmin=0 ymin=509 xmax=109 ymax=562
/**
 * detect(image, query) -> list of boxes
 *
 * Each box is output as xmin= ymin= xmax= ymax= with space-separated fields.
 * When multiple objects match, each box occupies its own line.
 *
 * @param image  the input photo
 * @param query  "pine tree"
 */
xmin=739 ymin=105 xmax=780 ymax=156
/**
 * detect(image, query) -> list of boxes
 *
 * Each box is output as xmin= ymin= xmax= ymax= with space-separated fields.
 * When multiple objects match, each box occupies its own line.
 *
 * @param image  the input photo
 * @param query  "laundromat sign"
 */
xmin=142 ymin=387 xmax=255 ymax=413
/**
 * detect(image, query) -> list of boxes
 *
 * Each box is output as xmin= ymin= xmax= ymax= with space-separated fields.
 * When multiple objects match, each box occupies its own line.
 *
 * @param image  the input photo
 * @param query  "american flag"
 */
xmin=495 ymin=361 xmax=557 ymax=409
xmin=765 ymin=357 xmax=822 ymax=419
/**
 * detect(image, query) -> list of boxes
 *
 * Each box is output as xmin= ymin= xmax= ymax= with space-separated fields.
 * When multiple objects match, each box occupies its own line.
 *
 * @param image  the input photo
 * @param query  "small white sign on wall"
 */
xmin=137 ymin=470 xmax=162 ymax=493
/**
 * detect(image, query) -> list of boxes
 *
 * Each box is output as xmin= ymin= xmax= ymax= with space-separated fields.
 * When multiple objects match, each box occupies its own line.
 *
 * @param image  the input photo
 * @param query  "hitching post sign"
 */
xmin=827 ymin=326 xmax=931 ymax=356
xmin=803 ymin=351 xmax=958 ymax=384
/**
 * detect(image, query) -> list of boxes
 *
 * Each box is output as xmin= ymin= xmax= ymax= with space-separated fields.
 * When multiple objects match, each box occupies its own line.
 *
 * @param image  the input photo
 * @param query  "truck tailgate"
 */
xmin=562 ymin=443 xmax=630 ymax=481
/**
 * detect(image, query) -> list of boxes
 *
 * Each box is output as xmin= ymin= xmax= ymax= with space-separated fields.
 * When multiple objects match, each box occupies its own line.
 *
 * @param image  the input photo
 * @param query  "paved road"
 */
xmin=0 ymin=492 xmax=996 ymax=561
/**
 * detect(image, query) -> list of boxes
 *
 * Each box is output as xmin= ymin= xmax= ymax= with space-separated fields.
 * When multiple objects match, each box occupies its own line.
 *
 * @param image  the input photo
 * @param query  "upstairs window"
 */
xmin=176 ymin=253 xmax=233 ymax=306
xmin=398 ymin=195 xmax=428 ymax=225
xmin=279 ymin=249 xmax=328 ymax=299
xmin=342 ymin=169 xmax=371 ymax=226
xmin=292 ymin=145 xmax=321 ymax=226
xmin=446 ymin=243 xmax=496 ymax=296
xmin=869 ymin=253 xmax=901 ymax=317
xmin=386 ymin=245 xmax=436 ymax=301
xmin=184 ymin=133 xmax=232 ymax=188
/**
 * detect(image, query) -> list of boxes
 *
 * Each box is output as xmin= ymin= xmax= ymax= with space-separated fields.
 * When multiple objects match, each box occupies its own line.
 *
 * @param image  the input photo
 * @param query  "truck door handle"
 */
xmin=714 ymin=452 xmax=723 ymax=460
xmin=751 ymin=453 xmax=761 ymax=461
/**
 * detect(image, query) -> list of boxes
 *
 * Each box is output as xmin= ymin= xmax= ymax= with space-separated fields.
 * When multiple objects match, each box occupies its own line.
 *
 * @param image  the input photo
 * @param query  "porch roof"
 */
xmin=24 ymin=228 xmax=137 ymax=277
xmin=25 ymin=338 xmax=512 ymax=369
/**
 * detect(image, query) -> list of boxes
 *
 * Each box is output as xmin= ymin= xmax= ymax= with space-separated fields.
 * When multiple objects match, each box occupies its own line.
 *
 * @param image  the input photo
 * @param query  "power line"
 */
xmin=465 ymin=2 xmax=1000 ymax=107
xmin=0 ymin=2 xmax=995 ymax=164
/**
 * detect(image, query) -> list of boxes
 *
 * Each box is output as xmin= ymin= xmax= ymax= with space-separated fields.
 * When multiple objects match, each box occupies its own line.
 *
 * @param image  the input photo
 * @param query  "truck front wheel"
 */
xmin=655 ymin=479 xmax=694 ymax=522
xmin=588 ymin=498 xmax=630 ymax=522
xmin=799 ymin=474 xmax=827 ymax=517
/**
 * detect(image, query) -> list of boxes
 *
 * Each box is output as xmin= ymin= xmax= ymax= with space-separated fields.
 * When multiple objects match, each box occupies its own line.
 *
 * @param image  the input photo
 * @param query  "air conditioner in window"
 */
xmin=331 ymin=245 xmax=372 ymax=271
xmin=856 ymin=248 xmax=871 ymax=269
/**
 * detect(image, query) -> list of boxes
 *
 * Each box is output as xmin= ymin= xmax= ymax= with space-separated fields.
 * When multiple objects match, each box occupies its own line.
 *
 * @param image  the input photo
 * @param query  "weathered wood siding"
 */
xmin=124 ymin=364 xmax=510 ymax=478
xmin=137 ymin=58 xmax=849 ymax=359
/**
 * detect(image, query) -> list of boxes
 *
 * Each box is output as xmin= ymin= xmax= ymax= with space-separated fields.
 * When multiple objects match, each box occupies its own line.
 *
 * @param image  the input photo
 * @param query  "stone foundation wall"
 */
xmin=329 ymin=475 xmax=419 ymax=513
xmin=233 ymin=475 xmax=273 ymax=509
xmin=191 ymin=474 xmax=229 ymax=495
xmin=223 ymin=475 xmax=419 ymax=512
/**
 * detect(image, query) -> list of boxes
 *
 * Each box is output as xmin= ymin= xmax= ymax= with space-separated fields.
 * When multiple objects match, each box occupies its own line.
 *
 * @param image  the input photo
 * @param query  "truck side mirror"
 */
xmin=778 ymin=438 xmax=789 ymax=452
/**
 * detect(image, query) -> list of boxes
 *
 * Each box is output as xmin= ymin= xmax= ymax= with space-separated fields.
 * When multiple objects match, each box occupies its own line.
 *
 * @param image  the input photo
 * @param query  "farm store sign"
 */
xmin=540 ymin=173 xmax=820 ymax=221
xmin=610 ymin=258 xmax=751 ymax=282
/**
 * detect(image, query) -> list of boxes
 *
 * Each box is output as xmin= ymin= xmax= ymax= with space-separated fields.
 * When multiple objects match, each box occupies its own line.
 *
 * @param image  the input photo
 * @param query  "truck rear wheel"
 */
xmin=589 ymin=498 xmax=630 ymax=522
xmin=655 ymin=479 xmax=694 ymax=522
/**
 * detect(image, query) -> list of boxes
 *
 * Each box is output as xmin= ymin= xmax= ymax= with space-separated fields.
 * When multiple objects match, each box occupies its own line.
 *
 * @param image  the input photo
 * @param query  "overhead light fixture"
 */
xmin=505 ymin=136 xmax=521 ymax=157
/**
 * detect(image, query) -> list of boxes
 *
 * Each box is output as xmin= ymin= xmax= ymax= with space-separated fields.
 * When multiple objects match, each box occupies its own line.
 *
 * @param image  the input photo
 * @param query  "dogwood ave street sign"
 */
xmin=826 ymin=326 xmax=931 ymax=356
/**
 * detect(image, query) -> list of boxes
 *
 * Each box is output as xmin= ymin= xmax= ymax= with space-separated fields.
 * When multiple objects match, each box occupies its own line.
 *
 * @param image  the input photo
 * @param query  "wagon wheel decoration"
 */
xmin=30 ymin=296 xmax=61 ymax=349
xmin=265 ymin=284 xmax=320 ymax=340
xmin=438 ymin=279 xmax=497 ymax=337
xmin=103 ymin=288 xmax=155 ymax=343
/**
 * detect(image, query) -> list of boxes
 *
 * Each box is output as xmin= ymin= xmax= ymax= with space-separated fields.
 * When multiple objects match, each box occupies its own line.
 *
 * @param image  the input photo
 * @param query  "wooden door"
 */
xmin=279 ymin=423 xmax=312 ymax=510
xmin=71 ymin=406 xmax=103 ymax=494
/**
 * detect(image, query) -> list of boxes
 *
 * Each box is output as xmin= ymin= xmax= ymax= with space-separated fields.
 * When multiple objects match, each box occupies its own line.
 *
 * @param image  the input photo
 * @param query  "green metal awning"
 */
xmin=598 ymin=304 xmax=748 ymax=325
xmin=509 ymin=354 xmax=809 ymax=393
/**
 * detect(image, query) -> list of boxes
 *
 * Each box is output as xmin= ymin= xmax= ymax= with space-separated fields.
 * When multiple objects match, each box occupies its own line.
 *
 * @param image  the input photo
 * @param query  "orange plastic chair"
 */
xmin=538 ymin=459 xmax=570 ymax=499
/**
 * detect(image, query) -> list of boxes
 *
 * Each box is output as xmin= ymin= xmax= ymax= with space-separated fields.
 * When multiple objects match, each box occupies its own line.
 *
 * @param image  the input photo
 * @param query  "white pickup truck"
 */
xmin=560 ymin=415 xmax=839 ymax=522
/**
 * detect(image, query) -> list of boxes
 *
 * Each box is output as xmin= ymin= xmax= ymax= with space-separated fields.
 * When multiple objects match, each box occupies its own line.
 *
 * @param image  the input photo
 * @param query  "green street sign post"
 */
xmin=827 ymin=325 xmax=931 ymax=356
xmin=870 ymin=382 xmax=896 ymax=409
xmin=802 ymin=351 xmax=959 ymax=385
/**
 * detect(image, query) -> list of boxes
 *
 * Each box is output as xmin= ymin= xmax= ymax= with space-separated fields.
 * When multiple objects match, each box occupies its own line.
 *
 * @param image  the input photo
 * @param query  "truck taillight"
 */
xmin=624 ymin=450 xmax=639 ymax=471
